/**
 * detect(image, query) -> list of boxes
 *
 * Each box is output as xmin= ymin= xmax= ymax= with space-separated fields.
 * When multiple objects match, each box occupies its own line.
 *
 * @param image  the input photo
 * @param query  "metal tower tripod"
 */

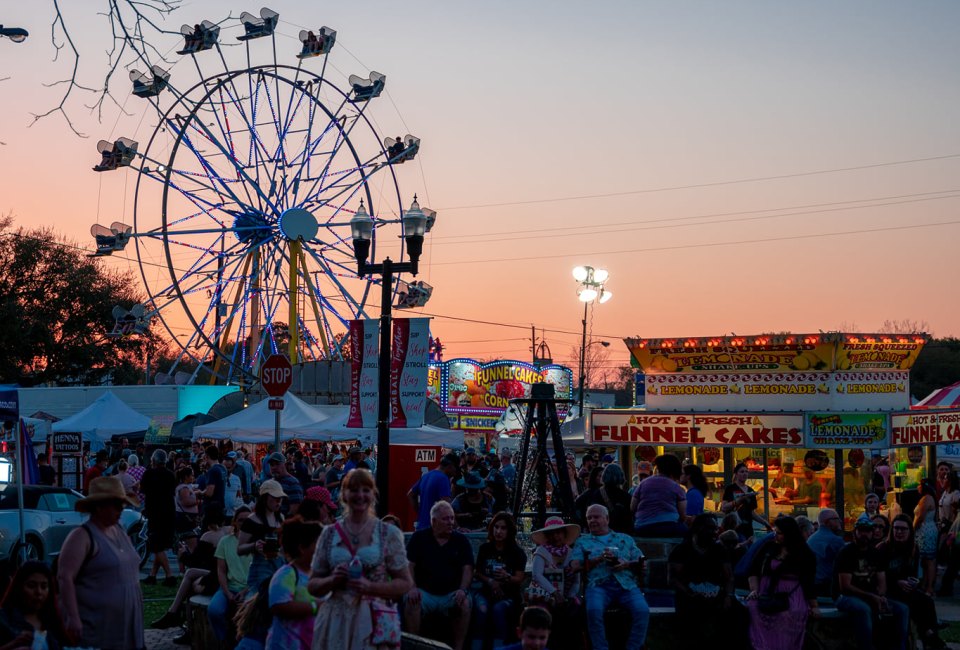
xmin=510 ymin=383 xmax=576 ymax=528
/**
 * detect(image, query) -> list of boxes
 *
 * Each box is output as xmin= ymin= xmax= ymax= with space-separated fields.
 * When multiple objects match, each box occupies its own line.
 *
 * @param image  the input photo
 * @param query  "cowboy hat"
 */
xmin=456 ymin=471 xmax=485 ymax=490
xmin=531 ymin=516 xmax=580 ymax=546
xmin=76 ymin=476 xmax=140 ymax=512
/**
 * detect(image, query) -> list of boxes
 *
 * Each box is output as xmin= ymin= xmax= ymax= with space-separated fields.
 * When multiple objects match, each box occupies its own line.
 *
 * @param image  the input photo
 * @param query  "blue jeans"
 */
xmin=472 ymin=592 xmax=515 ymax=648
xmin=836 ymin=595 xmax=909 ymax=650
xmin=585 ymin=579 xmax=649 ymax=650
xmin=208 ymin=588 xmax=240 ymax=640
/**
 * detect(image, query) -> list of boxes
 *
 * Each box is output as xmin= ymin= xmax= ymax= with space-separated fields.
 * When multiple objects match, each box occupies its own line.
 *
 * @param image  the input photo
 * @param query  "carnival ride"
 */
xmin=88 ymin=8 xmax=435 ymax=386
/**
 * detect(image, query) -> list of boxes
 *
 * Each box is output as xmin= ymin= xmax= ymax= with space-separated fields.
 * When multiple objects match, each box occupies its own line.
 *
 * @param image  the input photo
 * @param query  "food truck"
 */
xmin=588 ymin=332 xmax=958 ymax=529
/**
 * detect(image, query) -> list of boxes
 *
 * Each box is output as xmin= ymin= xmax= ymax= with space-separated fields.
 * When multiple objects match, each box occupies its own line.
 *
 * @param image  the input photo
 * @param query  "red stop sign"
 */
xmin=260 ymin=355 xmax=293 ymax=397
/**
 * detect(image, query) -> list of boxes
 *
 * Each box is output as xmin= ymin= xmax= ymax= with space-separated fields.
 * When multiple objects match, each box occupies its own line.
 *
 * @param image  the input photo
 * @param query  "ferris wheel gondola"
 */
xmin=89 ymin=8 xmax=434 ymax=386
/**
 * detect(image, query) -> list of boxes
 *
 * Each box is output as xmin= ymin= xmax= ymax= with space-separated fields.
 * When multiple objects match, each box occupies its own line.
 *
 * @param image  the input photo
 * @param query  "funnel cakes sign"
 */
xmin=429 ymin=359 xmax=574 ymax=431
xmin=588 ymin=411 xmax=804 ymax=447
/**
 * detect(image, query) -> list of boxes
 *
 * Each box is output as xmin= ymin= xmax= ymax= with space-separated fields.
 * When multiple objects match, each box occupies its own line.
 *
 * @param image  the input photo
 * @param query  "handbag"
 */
xmin=334 ymin=521 xmax=401 ymax=647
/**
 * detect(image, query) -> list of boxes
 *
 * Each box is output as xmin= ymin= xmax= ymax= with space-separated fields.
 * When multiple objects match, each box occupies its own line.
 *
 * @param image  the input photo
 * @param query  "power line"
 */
xmin=432 ymin=189 xmax=960 ymax=243
xmin=437 ymin=153 xmax=960 ymax=211
xmin=429 ymin=218 xmax=960 ymax=266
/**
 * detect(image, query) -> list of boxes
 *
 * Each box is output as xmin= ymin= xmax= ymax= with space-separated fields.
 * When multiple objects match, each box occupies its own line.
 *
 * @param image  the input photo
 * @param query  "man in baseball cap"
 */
xmin=267 ymin=452 xmax=302 ymax=515
xmin=325 ymin=455 xmax=346 ymax=501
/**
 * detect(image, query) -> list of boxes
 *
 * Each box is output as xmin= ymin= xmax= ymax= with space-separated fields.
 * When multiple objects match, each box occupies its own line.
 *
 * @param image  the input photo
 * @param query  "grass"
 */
xmin=141 ymin=581 xmax=177 ymax=626
xmin=941 ymin=622 xmax=960 ymax=643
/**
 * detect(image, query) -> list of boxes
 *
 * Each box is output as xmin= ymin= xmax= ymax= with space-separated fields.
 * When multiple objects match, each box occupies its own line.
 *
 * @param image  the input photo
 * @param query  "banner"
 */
xmin=390 ymin=318 xmax=430 ymax=428
xmin=347 ymin=319 xmax=380 ymax=428
xmin=0 ymin=386 xmax=18 ymax=423
xmin=645 ymin=371 xmax=909 ymax=411
xmin=806 ymin=412 xmax=889 ymax=449
xmin=588 ymin=410 xmax=803 ymax=447
xmin=890 ymin=410 xmax=960 ymax=446
xmin=427 ymin=364 xmax=442 ymax=406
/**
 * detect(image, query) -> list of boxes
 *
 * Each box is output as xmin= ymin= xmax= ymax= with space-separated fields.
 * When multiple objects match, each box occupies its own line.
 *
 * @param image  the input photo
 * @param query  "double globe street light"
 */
xmin=351 ymin=196 xmax=435 ymax=516
xmin=573 ymin=265 xmax=612 ymax=416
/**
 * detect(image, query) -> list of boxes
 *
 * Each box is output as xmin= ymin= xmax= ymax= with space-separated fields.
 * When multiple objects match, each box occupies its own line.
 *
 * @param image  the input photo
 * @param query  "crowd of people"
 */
xmin=3 ymin=441 xmax=960 ymax=650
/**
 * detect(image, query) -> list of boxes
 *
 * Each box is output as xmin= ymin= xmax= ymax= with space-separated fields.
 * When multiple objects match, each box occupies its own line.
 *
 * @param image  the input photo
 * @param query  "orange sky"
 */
xmin=2 ymin=1 xmax=959 ymax=379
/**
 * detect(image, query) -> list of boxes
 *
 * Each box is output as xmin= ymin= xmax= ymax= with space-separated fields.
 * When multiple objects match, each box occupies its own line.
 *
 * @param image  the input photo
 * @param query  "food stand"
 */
xmin=588 ymin=332 xmax=960 ymax=529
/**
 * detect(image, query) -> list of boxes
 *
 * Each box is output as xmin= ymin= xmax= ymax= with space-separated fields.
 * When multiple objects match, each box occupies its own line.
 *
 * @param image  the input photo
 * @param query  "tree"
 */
xmin=910 ymin=338 xmax=960 ymax=401
xmin=0 ymin=215 xmax=164 ymax=385
xmin=566 ymin=338 xmax=611 ymax=391
xmin=29 ymin=1 xmax=183 ymax=136
xmin=879 ymin=319 xmax=932 ymax=336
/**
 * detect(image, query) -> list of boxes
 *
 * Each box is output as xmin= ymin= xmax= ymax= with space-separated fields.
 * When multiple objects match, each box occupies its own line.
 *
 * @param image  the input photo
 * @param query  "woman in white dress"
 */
xmin=308 ymin=469 xmax=412 ymax=649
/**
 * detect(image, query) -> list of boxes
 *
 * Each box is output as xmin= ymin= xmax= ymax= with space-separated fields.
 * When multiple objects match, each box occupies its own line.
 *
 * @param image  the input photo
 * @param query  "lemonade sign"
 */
xmin=626 ymin=335 xmax=833 ymax=374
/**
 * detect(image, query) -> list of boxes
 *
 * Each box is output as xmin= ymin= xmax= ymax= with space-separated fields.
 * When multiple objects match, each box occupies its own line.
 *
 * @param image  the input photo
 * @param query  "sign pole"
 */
xmin=274 ymin=407 xmax=281 ymax=451
xmin=376 ymin=260 xmax=394 ymax=517
xmin=14 ymin=420 xmax=25 ymax=561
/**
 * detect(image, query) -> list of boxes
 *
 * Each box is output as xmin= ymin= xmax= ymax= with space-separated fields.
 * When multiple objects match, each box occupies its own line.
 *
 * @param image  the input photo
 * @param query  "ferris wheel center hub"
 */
xmin=279 ymin=208 xmax=319 ymax=242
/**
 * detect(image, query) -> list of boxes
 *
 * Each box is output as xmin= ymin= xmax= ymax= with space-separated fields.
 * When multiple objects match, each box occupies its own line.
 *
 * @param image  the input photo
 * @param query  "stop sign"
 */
xmin=260 ymin=355 xmax=293 ymax=397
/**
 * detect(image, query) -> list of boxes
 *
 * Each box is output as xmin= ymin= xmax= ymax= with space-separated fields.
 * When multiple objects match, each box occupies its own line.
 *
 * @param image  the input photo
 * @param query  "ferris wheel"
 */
xmin=88 ymin=9 xmax=434 ymax=385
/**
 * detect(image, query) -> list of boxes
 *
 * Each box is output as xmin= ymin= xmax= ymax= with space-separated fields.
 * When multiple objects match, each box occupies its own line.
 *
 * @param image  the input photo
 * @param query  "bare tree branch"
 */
xmin=29 ymin=0 xmax=183 ymax=136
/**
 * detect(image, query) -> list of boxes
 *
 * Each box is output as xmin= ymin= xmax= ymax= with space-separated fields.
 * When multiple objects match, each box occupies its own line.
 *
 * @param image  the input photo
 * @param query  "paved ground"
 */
xmin=145 ymin=627 xmax=187 ymax=649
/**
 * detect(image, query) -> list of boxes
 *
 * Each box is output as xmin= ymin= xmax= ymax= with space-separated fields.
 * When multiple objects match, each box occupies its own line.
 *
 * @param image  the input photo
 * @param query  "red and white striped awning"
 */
xmin=916 ymin=381 xmax=960 ymax=408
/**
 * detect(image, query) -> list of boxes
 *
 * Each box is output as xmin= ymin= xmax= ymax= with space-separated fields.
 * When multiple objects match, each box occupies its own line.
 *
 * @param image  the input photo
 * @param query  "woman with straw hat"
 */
xmin=57 ymin=476 xmax=144 ymax=650
xmin=529 ymin=516 xmax=582 ymax=650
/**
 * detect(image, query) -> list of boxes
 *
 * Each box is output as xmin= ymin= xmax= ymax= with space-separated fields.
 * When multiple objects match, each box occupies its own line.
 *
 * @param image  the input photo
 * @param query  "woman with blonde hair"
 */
xmin=308 ymin=469 xmax=412 ymax=649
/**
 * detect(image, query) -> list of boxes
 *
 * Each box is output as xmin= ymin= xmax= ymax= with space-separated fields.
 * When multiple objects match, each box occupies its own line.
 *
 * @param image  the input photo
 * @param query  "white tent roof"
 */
xmin=305 ymin=405 xmax=463 ymax=448
xmin=193 ymin=393 xmax=335 ymax=443
xmin=51 ymin=391 xmax=151 ymax=442
xmin=195 ymin=398 xmax=463 ymax=448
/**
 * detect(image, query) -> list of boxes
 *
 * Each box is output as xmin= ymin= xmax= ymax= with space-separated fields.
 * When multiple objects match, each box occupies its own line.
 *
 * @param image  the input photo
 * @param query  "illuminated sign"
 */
xmin=836 ymin=335 xmax=926 ymax=371
xmin=806 ymin=413 xmax=889 ymax=449
xmin=890 ymin=410 xmax=960 ymax=446
xmin=428 ymin=359 xmax=573 ymax=433
xmin=588 ymin=410 xmax=804 ymax=447
xmin=626 ymin=332 xmax=928 ymax=374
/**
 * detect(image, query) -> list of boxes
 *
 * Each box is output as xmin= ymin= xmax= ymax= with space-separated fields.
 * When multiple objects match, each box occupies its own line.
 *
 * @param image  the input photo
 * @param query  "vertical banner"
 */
xmin=390 ymin=318 xmax=430 ymax=428
xmin=347 ymin=319 xmax=380 ymax=428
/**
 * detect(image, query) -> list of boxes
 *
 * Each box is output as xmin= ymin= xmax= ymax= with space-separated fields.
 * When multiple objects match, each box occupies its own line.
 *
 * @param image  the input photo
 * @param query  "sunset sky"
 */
xmin=2 ymin=1 xmax=959 ymax=381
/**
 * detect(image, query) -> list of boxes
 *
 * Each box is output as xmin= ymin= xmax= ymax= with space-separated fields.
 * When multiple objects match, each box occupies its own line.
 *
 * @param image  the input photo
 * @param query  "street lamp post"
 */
xmin=351 ymin=196 xmax=435 ymax=517
xmin=0 ymin=25 xmax=29 ymax=43
xmin=573 ymin=266 xmax=612 ymax=416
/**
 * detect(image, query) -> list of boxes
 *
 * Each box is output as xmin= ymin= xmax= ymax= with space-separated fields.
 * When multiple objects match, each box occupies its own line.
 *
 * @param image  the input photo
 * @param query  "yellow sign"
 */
xmin=835 ymin=335 xmax=926 ymax=371
xmin=627 ymin=332 xmax=928 ymax=374
xmin=627 ymin=334 xmax=832 ymax=374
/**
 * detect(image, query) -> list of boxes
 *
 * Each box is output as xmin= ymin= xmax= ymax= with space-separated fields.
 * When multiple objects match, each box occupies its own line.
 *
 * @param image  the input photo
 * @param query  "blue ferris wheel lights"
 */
xmin=232 ymin=211 xmax=273 ymax=245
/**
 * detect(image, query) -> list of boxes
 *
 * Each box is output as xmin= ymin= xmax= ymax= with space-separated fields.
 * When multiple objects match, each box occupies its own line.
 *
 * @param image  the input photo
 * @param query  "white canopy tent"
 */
xmin=50 ymin=391 xmax=151 ymax=449
xmin=194 ymin=398 xmax=463 ymax=448
xmin=193 ymin=393 xmax=336 ymax=443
